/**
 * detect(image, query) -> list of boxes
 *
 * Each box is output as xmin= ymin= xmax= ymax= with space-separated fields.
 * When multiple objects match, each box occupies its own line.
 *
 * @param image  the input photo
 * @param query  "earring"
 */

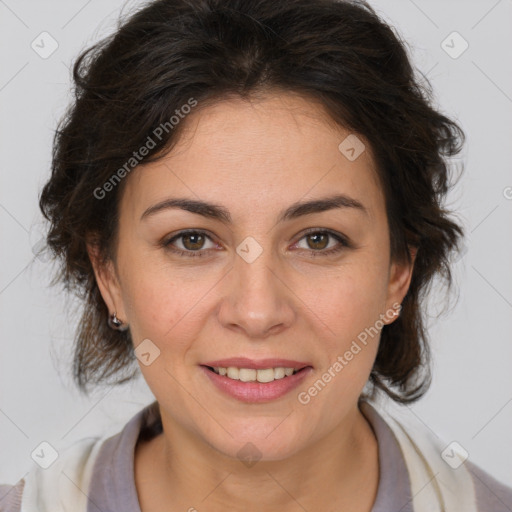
xmin=393 ymin=304 xmax=402 ymax=317
xmin=108 ymin=311 xmax=129 ymax=331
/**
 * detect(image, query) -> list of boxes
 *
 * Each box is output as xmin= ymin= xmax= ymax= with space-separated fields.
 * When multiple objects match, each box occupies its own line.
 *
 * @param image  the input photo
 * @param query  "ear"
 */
xmin=86 ymin=239 xmax=128 ymax=323
xmin=383 ymin=246 xmax=417 ymax=324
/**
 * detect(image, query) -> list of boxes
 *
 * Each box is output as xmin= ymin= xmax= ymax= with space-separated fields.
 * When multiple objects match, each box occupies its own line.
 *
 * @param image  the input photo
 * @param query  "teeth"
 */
xmin=212 ymin=366 xmax=299 ymax=382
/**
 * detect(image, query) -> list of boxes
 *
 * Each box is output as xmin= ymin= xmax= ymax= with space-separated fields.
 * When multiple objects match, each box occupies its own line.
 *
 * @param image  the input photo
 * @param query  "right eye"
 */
xmin=162 ymin=230 xmax=220 ymax=258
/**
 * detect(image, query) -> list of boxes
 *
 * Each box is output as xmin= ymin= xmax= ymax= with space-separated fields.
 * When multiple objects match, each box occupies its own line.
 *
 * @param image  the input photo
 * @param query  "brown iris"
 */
xmin=181 ymin=233 xmax=206 ymax=250
xmin=306 ymin=232 xmax=329 ymax=250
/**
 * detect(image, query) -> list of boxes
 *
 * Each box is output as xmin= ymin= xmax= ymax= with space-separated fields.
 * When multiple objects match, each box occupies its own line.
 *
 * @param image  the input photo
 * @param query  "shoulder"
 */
xmin=465 ymin=460 xmax=512 ymax=512
xmin=23 ymin=436 xmax=103 ymax=512
xmin=0 ymin=437 xmax=101 ymax=512
xmin=0 ymin=401 xmax=159 ymax=512
xmin=0 ymin=480 xmax=25 ymax=512
xmin=361 ymin=397 xmax=512 ymax=512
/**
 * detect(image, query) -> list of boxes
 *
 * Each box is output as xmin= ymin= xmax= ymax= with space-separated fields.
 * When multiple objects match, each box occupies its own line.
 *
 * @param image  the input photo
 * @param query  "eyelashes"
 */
xmin=290 ymin=229 xmax=350 ymax=257
xmin=161 ymin=228 xmax=351 ymax=259
xmin=163 ymin=230 xmax=217 ymax=258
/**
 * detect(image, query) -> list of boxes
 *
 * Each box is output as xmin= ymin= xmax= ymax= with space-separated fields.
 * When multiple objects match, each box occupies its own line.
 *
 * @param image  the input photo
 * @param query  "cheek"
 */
xmin=301 ymin=260 xmax=389 ymax=345
xmin=300 ymin=270 xmax=386 ymax=403
xmin=117 ymin=252 xmax=184 ymax=339
xmin=126 ymin=280 xmax=196 ymax=344
xmin=119 ymin=251 xmax=221 ymax=356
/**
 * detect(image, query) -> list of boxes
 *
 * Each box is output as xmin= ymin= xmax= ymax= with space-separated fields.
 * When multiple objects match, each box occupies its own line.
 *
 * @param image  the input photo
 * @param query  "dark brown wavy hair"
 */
xmin=38 ymin=0 xmax=465 ymax=402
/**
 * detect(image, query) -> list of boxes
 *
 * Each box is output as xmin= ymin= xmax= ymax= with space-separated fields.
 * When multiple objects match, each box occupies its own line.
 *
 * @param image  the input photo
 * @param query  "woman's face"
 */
xmin=90 ymin=92 xmax=414 ymax=461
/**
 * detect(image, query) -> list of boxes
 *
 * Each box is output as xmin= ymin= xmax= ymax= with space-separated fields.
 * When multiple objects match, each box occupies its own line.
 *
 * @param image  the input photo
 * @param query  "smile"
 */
xmin=200 ymin=364 xmax=313 ymax=403
xmin=209 ymin=366 xmax=298 ymax=382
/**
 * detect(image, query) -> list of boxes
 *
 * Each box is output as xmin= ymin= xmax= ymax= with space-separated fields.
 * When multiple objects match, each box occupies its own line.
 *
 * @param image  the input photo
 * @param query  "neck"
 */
xmin=135 ymin=402 xmax=379 ymax=512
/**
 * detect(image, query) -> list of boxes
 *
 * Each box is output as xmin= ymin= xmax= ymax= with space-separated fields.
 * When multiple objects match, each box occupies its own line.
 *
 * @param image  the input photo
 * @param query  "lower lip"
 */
xmin=200 ymin=366 xmax=313 ymax=403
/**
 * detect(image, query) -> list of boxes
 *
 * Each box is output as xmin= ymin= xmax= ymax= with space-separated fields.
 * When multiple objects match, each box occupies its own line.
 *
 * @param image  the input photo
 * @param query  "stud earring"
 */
xmin=108 ymin=311 xmax=129 ymax=331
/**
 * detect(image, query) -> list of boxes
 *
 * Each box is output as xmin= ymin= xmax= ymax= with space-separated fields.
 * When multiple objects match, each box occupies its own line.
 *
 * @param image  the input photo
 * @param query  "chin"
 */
xmin=204 ymin=419 xmax=305 ymax=463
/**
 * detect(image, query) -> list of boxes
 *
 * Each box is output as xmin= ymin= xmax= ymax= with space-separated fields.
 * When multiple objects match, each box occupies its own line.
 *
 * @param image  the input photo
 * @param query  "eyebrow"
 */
xmin=140 ymin=194 xmax=368 ymax=223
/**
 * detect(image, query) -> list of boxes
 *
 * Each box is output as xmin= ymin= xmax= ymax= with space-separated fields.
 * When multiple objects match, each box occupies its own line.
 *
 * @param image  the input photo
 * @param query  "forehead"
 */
xmin=121 ymin=92 xmax=384 ymax=224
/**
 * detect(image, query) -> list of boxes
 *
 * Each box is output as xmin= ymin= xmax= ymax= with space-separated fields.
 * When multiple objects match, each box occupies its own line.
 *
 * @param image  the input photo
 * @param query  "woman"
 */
xmin=1 ymin=0 xmax=511 ymax=510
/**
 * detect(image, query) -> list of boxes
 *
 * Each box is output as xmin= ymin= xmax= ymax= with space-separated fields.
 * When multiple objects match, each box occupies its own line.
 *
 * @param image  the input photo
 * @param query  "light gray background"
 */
xmin=1 ymin=0 xmax=511 ymax=489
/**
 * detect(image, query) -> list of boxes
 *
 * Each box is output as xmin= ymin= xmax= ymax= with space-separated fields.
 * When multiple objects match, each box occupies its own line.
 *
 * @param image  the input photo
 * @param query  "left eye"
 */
xmin=297 ymin=231 xmax=347 ymax=253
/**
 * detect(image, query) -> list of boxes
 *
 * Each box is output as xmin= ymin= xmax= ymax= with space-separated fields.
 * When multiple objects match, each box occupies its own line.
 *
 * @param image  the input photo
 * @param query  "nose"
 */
xmin=217 ymin=249 xmax=296 ymax=339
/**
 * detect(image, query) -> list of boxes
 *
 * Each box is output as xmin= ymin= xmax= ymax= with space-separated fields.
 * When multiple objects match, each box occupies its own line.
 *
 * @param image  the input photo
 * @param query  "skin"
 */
xmin=88 ymin=92 xmax=416 ymax=512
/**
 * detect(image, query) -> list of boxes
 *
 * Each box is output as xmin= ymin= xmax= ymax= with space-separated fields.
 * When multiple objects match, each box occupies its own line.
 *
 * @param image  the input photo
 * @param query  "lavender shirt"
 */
xmin=1 ymin=400 xmax=511 ymax=511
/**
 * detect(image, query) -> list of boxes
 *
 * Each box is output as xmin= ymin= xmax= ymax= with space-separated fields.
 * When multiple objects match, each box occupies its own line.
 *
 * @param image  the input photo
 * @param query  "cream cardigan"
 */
xmin=16 ymin=398 xmax=478 ymax=511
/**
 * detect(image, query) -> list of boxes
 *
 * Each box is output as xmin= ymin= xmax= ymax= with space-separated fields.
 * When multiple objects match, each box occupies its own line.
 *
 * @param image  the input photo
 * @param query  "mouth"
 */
xmin=199 ymin=359 xmax=313 ymax=403
xmin=202 ymin=365 xmax=306 ymax=382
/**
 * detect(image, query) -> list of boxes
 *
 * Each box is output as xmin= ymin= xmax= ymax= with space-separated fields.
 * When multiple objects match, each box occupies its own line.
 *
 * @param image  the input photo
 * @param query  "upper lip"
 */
xmin=201 ymin=357 xmax=312 ymax=370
